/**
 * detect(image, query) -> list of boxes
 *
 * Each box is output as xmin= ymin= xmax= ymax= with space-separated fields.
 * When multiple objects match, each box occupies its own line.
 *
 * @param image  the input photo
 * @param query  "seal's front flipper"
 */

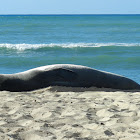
xmin=55 ymin=68 xmax=78 ymax=81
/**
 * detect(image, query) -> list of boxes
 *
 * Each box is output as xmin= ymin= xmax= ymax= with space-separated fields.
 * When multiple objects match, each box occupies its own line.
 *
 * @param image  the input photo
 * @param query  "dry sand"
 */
xmin=0 ymin=86 xmax=140 ymax=140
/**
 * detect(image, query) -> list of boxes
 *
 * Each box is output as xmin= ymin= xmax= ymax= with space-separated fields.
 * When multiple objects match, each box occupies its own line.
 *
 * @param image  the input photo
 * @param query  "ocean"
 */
xmin=0 ymin=15 xmax=140 ymax=84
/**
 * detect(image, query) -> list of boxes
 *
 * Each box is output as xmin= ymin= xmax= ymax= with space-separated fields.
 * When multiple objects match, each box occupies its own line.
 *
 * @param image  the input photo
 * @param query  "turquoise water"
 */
xmin=0 ymin=15 xmax=140 ymax=84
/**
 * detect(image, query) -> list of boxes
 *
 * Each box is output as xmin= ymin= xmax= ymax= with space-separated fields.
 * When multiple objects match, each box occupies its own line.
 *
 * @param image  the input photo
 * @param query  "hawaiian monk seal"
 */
xmin=0 ymin=64 xmax=140 ymax=92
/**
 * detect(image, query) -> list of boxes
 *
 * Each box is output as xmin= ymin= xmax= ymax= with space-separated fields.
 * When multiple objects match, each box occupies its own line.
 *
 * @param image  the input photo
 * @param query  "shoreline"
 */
xmin=0 ymin=86 xmax=140 ymax=140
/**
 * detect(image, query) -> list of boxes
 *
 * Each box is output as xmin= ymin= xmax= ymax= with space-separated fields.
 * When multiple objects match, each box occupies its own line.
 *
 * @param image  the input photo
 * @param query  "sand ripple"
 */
xmin=0 ymin=87 xmax=140 ymax=140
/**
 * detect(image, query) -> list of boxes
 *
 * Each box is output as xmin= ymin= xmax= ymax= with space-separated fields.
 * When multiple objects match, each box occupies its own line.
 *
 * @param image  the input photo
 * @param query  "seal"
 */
xmin=0 ymin=64 xmax=140 ymax=91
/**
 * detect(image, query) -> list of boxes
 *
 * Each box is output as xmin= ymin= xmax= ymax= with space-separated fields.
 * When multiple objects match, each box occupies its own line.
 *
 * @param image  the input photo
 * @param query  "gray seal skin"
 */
xmin=0 ymin=64 xmax=140 ymax=92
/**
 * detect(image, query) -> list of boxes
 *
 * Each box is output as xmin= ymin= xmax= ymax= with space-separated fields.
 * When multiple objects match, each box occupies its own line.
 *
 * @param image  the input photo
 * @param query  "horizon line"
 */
xmin=0 ymin=14 xmax=140 ymax=16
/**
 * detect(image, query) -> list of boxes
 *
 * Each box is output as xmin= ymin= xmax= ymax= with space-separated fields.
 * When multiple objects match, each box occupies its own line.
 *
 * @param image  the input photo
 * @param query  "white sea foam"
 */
xmin=0 ymin=43 xmax=47 ymax=50
xmin=0 ymin=43 xmax=140 ymax=51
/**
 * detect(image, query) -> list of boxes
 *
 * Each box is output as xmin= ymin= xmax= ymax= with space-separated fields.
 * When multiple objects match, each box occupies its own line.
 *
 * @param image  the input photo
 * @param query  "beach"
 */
xmin=0 ymin=14 xmax=140 ymax=140
xmin=0 ymin=86 xmax=140 ymax=140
